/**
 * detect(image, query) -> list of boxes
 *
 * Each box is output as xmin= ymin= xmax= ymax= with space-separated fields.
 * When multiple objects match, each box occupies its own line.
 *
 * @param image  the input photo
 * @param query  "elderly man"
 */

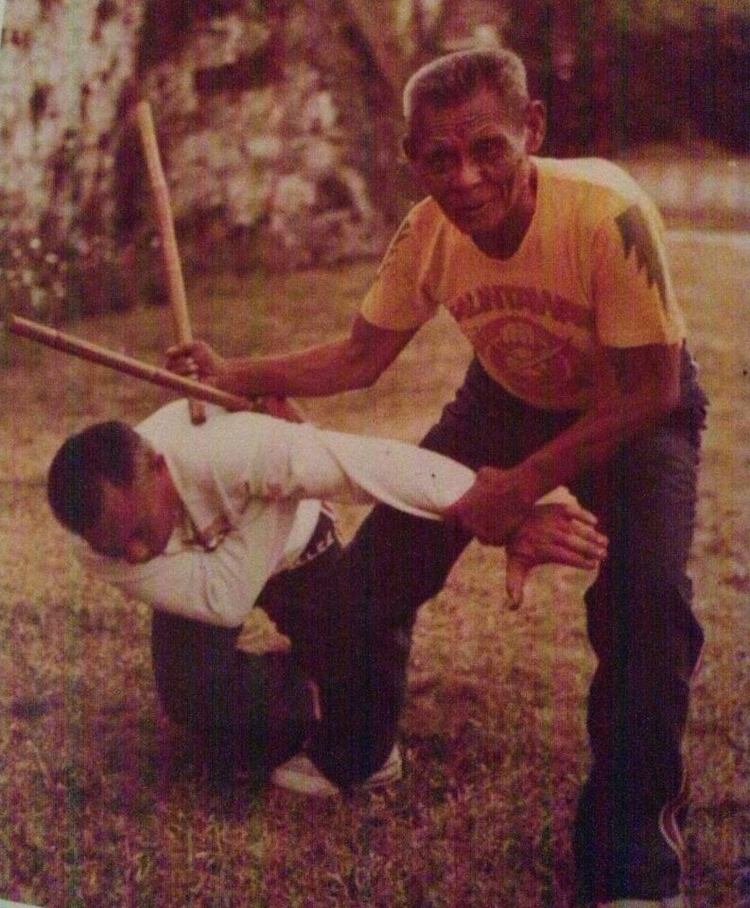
xmin=47 ymin=399 xmax=604 ymax=795
xmin=168 ymin=48 xmax=707 ymax=906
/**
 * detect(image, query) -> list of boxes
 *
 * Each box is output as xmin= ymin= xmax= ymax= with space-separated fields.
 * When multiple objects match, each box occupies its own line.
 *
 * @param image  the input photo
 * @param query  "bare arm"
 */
xmin=445 ymin=342 xmax=682 ymax=544
xmin=166 ymin=314 xmax=417 ymax=399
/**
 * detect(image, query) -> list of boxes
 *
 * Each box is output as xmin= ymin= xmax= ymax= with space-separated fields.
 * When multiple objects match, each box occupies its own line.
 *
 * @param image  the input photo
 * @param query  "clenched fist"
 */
xmin=166 ymin=340 xmax=227 ymax=386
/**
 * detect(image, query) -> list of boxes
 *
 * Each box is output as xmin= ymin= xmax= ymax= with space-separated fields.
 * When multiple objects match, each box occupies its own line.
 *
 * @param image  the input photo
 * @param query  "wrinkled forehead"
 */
xmin=410 ymin=89 xmax=525 ymax=149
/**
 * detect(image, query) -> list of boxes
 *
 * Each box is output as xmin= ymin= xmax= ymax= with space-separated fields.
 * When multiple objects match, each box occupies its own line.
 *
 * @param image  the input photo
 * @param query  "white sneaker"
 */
xmin=271 ymin=744 xmax=402 ymax=798
xmin=361 ymin=743 xmax=403 ymax=788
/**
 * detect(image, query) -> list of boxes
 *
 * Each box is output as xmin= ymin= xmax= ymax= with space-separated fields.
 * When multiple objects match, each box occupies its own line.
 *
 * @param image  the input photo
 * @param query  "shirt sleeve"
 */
xmin=75 ymin=514 xmax=280 ymax=628
xmin=591 ymin=201 xmax=685 ymax=347
xmin=239 ymin=418 xmax=477 ymax=519
xmin=359 ymin=202 xmax=442 ymax=331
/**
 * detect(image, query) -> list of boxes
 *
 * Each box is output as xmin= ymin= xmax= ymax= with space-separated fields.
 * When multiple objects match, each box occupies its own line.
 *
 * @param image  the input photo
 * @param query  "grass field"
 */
xmin=0 ymin=234 xmax=748 ymax=906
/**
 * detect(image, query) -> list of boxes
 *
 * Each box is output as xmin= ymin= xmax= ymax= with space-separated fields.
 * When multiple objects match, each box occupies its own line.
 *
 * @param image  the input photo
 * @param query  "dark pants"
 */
xmin=336 ymin=350 xmax=706 ymax=901
xmin=151 ymin=609 xmax=313 ymax=787
xmin=572 ymin=432 xmax=705 ymax=901
xmin=150 ymin=511 xmax=438 ymax=790
xmin=255 ymin=510 xmax=471 ymax=788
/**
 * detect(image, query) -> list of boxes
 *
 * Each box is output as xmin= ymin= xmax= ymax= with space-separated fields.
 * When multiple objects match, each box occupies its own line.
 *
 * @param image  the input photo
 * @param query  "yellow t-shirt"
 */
xmin=361 ymin=157 xmax=685 ymax=411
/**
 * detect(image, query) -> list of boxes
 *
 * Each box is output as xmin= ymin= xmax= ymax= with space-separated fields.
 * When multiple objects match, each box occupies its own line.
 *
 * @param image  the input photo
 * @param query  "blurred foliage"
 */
xmin=137 ymin=0 xmax=269 ymax=72
xmin=54 ymin=0 xmax=750 ymax=215
xmin=131 ymin=0 xmax=750 ymax=240
xmin=382 ymin=0 xmax=750 ymax=155
xmin=0 ymin=230 xmax=168 ymax=328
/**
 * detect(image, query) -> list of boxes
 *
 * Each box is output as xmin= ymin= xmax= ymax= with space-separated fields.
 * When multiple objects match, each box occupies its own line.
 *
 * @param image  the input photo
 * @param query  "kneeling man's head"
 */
xmin=48 ymin=421 xmax=180 ymax=564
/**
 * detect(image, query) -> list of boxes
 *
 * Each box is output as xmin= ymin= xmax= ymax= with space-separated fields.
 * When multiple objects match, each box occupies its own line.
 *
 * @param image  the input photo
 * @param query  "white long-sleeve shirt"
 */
xmin=77 ymin=400 xmax=476 ymax=627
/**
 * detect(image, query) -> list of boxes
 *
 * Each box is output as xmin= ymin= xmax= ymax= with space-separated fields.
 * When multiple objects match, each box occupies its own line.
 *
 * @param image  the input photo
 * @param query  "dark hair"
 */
xmin=403 ymin=48 xmax=530 ymax=138
xmin=47 ymin=421 xmax=143 ymax=535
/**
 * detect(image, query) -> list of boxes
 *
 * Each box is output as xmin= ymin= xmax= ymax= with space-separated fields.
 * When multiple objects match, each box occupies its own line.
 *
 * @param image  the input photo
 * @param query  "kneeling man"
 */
xmin=47 ymin=399 xmax=606 ymax=793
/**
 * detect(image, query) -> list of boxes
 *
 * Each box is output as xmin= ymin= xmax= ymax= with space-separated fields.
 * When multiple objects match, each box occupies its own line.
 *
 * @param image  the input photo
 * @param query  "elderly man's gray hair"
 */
xmin=403 ymin=48 xmax=530 ymax=132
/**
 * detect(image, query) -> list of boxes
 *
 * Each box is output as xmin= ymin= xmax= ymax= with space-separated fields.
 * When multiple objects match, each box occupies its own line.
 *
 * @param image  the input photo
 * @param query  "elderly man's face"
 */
xmin=83 ymin=451 xmax=180 ymax=564
xmin=408 ymin=87 xmax=543 ymax=250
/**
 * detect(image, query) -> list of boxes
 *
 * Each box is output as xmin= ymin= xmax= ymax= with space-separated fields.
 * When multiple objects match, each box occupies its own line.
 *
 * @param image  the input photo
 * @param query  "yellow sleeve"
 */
xmin=360 ymin=202 xmax=442 ymax=331
xmin=591 ymin=202 xmax=685 ymax=347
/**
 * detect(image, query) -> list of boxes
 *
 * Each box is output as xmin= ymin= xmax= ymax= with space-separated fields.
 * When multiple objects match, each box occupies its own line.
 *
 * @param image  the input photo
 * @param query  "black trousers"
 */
xmin=337 ymin=351 xmax=707 ymax=900
xmin=151 ymin=608 xmax=313 ymax=786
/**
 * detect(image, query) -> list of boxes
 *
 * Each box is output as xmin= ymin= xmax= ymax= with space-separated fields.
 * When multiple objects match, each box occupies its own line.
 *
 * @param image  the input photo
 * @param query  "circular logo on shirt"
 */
xmin=473 ymin=317 xmax=589 ymax=406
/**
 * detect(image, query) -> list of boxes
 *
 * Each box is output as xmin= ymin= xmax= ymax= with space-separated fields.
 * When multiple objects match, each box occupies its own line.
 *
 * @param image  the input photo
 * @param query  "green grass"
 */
xmin=0 ymin=241 xmax=748 ymax=906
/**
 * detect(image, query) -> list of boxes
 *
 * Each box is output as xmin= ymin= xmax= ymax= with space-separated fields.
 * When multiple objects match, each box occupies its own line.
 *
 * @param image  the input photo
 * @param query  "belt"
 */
xmin=286 ymin=507 xmax=338 ymax=572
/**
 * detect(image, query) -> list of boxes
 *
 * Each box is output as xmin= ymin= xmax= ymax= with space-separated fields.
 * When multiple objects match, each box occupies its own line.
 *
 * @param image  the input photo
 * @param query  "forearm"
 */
xmin=517 ymin=344 xmax=682 ymax=501
xmin=215 ymin=315 xmax=416 ymax=399
xmin=218 ymin=339 xmax=375 ymax=399
xmin=445 ymin=343 xmax=681 ymax=545
xmin=168 ymin=315 xmax=415 ymax=400
xmin=518 ymin=395 xmax=669 ymax=502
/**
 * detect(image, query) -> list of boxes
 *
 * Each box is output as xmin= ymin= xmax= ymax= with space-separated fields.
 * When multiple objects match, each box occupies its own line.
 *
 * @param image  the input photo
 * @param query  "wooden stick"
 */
xmin=135 ymin=100 xmax=206 ymax=424
xmin=7 ymin=315 xmax=251 ymax=412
